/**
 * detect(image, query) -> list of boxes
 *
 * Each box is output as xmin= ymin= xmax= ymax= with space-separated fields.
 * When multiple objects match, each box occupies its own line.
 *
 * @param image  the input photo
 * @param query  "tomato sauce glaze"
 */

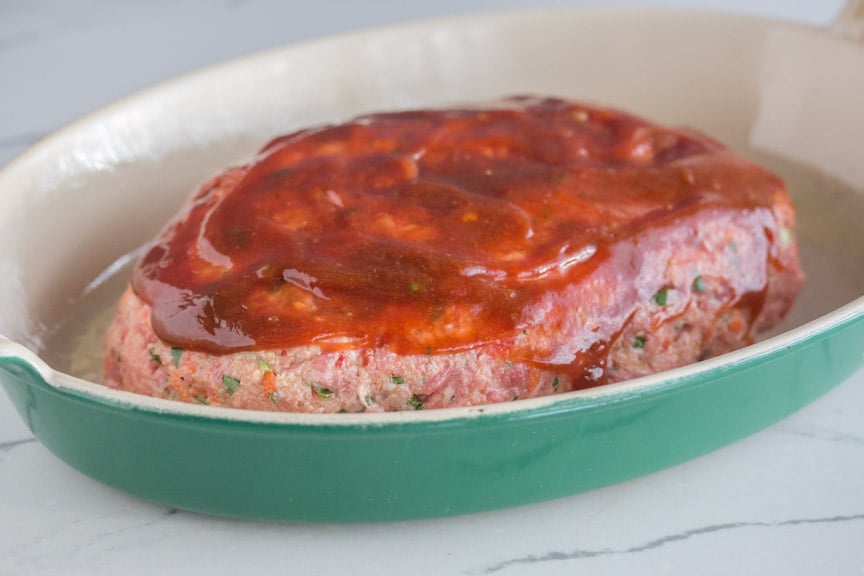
xmin=132 ymin=98 xmax=785 ymax=366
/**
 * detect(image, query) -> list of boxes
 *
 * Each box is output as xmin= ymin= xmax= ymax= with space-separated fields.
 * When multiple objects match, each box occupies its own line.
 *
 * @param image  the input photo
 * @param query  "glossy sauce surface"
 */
xmin=132 ymin=98 xmax=784 ymax=360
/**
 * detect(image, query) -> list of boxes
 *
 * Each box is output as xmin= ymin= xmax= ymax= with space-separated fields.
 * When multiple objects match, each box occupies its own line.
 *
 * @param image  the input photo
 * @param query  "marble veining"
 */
xmin=0 ymin=436 xmax=36 ymax=452
xmin=772 ymin=424 xmax=864 ymax=447
xmin=476 ymin=513 xmax=864 ymax=574
xmin=8 ymin=511 xmax=184 ymax=576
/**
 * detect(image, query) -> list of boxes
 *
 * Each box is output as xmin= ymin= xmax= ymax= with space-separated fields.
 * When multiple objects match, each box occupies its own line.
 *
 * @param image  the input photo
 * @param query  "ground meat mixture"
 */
xmin=103 ymin=97 xmax=804 ymax=412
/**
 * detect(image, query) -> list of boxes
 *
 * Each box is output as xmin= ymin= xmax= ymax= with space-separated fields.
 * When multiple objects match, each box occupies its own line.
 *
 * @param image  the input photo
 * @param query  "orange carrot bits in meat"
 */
xmin=262 ymin=370 xmax=278 ymax=398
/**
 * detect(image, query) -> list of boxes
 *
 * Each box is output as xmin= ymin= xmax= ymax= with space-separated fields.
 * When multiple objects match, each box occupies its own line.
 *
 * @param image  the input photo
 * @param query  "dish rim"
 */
xmin=1 ymin=5 xmax=863 ymax=427
xmin=3 ymin=296 xmax=860 ymax=426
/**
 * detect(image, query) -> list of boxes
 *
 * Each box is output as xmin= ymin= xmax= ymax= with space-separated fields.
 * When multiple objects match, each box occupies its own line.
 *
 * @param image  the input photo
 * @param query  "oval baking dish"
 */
xmin=1 ymin=6 xmax=863 ymax=522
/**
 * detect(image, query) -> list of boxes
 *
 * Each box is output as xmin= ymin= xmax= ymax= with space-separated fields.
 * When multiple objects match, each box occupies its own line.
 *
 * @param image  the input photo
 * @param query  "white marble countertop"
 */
xmin=2 ymin=1 xmax=862 ymax=574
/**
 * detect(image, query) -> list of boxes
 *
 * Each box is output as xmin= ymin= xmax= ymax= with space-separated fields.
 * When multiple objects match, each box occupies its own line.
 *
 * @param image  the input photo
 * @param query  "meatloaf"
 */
xmin=102 ymin=97 xmax=804 ymax=413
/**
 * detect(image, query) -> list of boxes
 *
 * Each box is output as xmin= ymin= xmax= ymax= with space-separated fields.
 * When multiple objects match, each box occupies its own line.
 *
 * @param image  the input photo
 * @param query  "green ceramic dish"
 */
xmin=1 ymin=7 xmax=863 ymax=522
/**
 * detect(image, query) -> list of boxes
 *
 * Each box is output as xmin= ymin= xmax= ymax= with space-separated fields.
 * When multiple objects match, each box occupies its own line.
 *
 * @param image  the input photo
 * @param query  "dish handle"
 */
xmin=832 ymin=0 xmax=864 ymax=42
xmin=0 ymin=336 xmax=53 ymax=383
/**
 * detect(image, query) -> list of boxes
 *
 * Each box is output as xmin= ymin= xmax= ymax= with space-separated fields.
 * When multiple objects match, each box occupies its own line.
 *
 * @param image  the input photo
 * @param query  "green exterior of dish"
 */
xmin=1 ymin=312 xmax=862 ymax=523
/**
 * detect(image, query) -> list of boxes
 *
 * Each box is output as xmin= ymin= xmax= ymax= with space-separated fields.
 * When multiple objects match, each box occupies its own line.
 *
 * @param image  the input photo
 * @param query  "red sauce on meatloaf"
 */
xmin=131 ymin=97 xmax=792 ymax=383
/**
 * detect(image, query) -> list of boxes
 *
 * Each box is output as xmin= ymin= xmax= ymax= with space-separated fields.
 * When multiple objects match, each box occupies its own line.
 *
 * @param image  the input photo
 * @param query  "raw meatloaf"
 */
xmin=103 ymin=97 xmax=804 ymax=413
